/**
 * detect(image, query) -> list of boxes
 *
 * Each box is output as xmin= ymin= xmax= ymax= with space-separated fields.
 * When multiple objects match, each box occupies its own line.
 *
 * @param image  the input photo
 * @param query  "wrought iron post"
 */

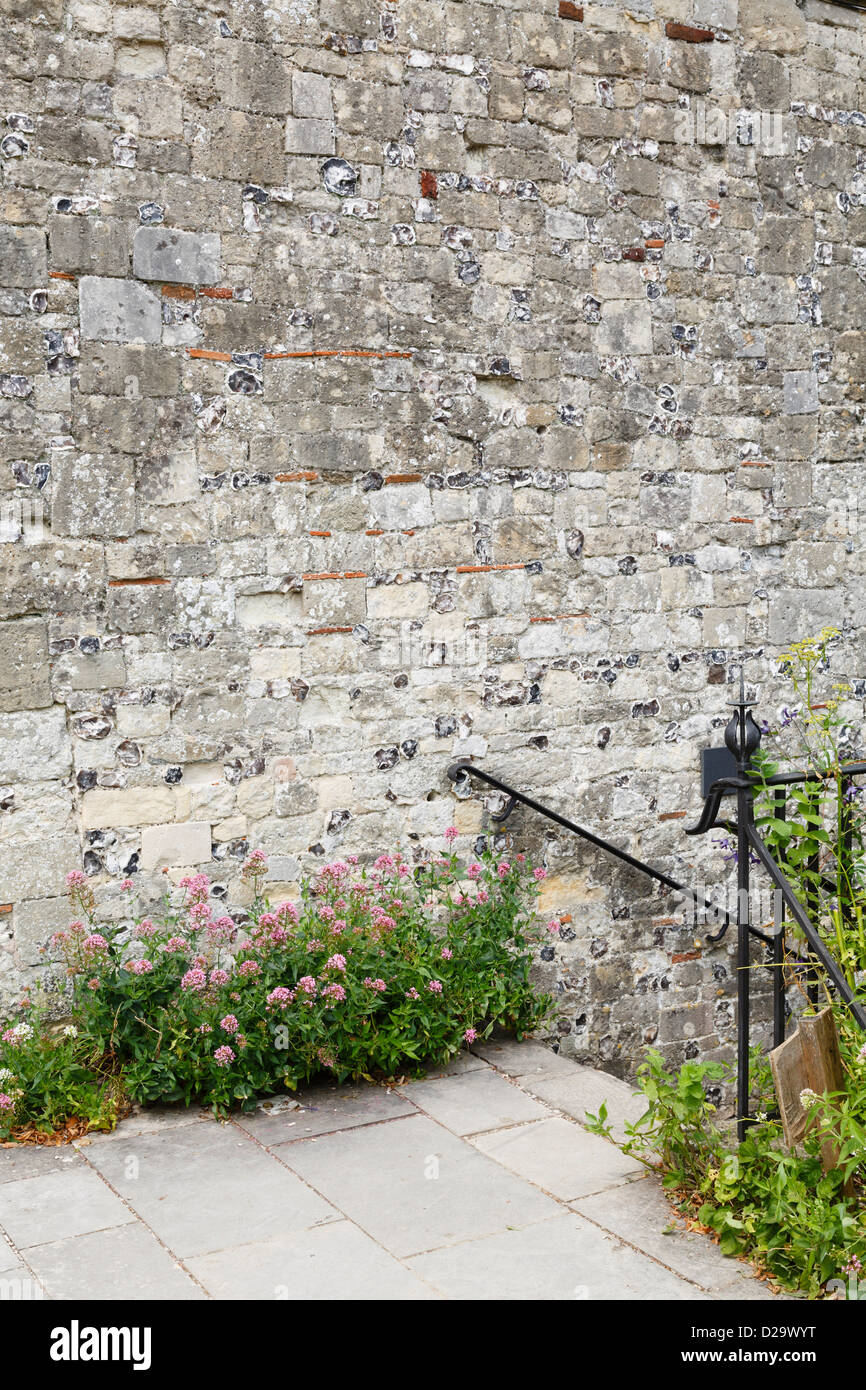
xmin=724 ymin=671 xmax=762 ymax=1142
xmin=772 ymin=787 xmax=786 ymax=1052
xmin=805 ymin=785 xmax=821 ymax=1006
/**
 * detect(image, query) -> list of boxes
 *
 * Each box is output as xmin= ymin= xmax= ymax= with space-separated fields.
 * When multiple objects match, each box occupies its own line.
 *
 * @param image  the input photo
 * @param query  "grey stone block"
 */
xmin=12 ymin=896 xmax=70 ymax=967
xmin=0 ymin=226 xmax=47 ymax=288
xmin=0 ymin=834 xmax=80 ymax=902
xmin=0 ymin=1267 xmax=46 ymax=1298
xmin=284 ymin=117 xmax=335 ymax=155
xmin=133 ymin=227 xmax=221 ymax=286
xmin=193 ymin=109 xmax=285 ymax=183
xmin=783 ymin=369 xmax=818 ymax=415
xmin=51 ymin=452 xmax=136 ymax=538
xmin=216 ymin=39 xmax=293 ymax=115
xmin=292 ymin=70 xmax=332 ymax=119
xmin=48 ymin=216 xmax=129 ymax=277
xmin=595 ymin=300 xmax=653 ymax=355
xmin=79 ymin=276 xmax=161 ymax=343
xmin=472 ymin=1038 xmax=577 ymax=1079
xmin=0 ymin=708 xmax=71 ymax=784
xmin=0 ymin=618 xmax=51 ymax=713
xmin=768 ymin=588 xmax=839 ymax=645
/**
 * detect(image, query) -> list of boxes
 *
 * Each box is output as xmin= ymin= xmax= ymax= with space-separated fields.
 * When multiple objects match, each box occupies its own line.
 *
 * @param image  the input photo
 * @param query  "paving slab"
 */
xmin=408 ymin=1211 xmax=707 ymax=1301
xmin=76 ymin=1105 xmax=214 ymax=1144
xmin=0 ymin=1235 xmax=21 ymax=1274
xmin=572 ymin=1175 xmax=764 ymax=1294
xmin=416 ymin=1051 xmax=489 ymax=1078
xmin=0 ymin=1266 xmax=45 ymax=1299
xmin=404 ymin=1067 xmax=551 ymax=1136
xmin=233 ymin=1081 xmax=414 ymax=1146
xmin=0 ymin=1144 xmax=86 ymax=1183
xmin=521 ymin=1066 xmax=647 ymax=1143
xmin=472 ymin=1038 xmax=577 ymax=1079
xmin=472 ymin=1117 xmax=643 ymax=1201
xmin=24 ymin=1222 xmax=205 ymax=1301
xmin=0 ymin=1042 xmax=784 ymax=1300
xmin=276 ymin=1113 xmax=561 ymax=1259
xmin=708 ymin=1273 xmax=783 ymax=1300
xmin=83 ymin=1122 xmax=337 ymax=1258
xmin=0 ymin=1167 xmax=135 ymax=1249
xmin=187 ymin=1219 xmax=438 ymax=1300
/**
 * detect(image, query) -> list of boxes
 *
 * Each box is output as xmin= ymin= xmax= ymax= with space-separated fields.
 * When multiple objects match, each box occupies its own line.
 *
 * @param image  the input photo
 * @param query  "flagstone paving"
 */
xmin=0 ymin=1040 xmax=784 ymax=1302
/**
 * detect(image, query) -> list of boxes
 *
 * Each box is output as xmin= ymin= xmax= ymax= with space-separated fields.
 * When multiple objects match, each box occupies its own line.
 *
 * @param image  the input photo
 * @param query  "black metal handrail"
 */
xmin=447 ymin=760 xmax=747 ymax=940
xmin=746 ymin=824 xmax=866 ymax=1031
xmin=685 ymin=675 xmax=866 ymax=1138
xmin=449 ymin=674 xmax=866 ymax=1143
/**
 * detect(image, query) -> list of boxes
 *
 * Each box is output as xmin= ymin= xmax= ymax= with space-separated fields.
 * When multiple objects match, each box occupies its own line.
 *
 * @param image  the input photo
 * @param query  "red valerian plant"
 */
xmin=0 ymin=835 xmax=555 ymax=1126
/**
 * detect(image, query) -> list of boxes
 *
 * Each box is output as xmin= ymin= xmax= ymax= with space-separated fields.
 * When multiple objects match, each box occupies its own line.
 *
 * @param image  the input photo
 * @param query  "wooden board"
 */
xmin=800 ymin=1008 xmax=845 ymax=1096
xmin=769 ymin=1007 xmax=848 ymax=1181
xmin=769 ymin=1030 xmax=810 ymax=1148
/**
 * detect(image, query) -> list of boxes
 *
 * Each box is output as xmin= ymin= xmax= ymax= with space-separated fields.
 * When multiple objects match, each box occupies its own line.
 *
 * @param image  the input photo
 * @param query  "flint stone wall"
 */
xmin=1 ymin=0 xmax=866 ymax=1082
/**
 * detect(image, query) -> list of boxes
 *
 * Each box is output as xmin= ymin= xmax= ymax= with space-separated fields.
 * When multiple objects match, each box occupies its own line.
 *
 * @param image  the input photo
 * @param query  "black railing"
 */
xmin=687 ymin=678 xmax=866 ymax=1138
xmin=448 ymin=676 xmax=866 ymax=1143
xmin=446 ymin=760 xmax=745 ymax=941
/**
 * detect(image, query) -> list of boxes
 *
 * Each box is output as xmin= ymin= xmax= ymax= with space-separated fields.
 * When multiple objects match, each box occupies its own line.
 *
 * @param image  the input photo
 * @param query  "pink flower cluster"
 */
xmin=181 ymin=968 xmax=207 ymax=992
xmin=266 ymin=987 xmax=294 ymax=1010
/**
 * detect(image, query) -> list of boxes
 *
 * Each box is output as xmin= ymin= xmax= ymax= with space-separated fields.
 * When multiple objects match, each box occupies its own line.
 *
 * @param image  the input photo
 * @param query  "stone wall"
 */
xmin=1 ymin=0 xmax=865 ymax=1080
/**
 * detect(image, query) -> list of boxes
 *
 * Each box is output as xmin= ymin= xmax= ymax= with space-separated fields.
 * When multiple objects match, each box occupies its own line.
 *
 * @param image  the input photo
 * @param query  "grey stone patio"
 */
xmin=0 ymin=1040 xmax=781 ymax=1301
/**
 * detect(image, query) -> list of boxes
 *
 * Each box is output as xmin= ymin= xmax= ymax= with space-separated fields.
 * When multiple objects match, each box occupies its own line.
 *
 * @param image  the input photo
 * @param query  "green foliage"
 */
xmin=2 ymin=840 xmax=553 ymax=1128
xmin=587 ymin=1050 xmax=729 ymax=1189
xmin=748 ymin=626 xmax=866 ymax=990
xmin=588 ymin=1046 xmax=866 ymax=1298
xmin=0 ymin=1008 xmax=124 ymax=1140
